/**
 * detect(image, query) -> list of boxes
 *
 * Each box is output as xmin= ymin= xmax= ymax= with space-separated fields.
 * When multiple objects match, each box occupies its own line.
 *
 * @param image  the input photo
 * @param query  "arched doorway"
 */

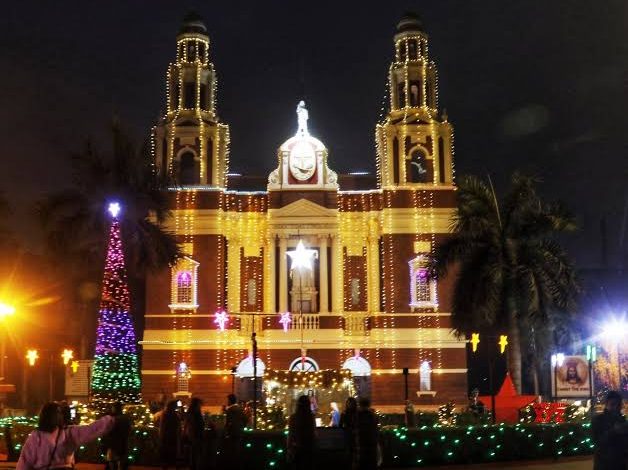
xmin=342 ymin=356 xmax=372 ymax=398
xmin=234 ymin=356 xmax=265 ymax=401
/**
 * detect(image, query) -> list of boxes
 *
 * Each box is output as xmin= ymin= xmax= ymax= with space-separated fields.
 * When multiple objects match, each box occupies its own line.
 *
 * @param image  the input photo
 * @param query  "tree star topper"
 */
xmin=287 ymin=240 xmax=318 ymax=271
xmin=108 ymin=202 xmax=121 ymax=218
xmin=214 ymin=309 xmax=229 ymax=331
xmin=279 ymin=311 xmax=292 ymax=332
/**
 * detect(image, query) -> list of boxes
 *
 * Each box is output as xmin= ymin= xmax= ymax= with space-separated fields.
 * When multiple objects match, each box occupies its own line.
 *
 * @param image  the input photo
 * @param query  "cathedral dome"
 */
xmin=179 ymin=11 xmax=207 ymax=35
xmin=396 ymin=12 xmax=424 ymax=34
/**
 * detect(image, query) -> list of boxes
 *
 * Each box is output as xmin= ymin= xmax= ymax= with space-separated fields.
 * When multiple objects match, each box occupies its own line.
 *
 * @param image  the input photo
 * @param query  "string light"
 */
xmin=91 ymin=206 xmax=142 ymax=409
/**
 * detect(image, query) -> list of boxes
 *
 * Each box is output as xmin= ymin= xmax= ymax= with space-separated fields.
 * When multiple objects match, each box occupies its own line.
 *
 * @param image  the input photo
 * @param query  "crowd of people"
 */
xmin=287 ymin=395 xmax=380 ymax=470
xmin=13 ymin=391 xmax=626 ymax=470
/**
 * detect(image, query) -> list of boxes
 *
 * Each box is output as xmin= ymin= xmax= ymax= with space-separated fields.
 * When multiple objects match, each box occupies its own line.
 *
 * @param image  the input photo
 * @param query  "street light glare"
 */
xmin=601 ymin=318 xmax=628 ymax=343
xmin=0 ymin=303 xmax=15 ymax=318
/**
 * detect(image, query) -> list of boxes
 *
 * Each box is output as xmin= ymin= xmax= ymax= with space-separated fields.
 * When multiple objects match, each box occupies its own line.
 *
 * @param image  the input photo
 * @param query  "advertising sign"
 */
xmin=552 ymin=355 xmax=592 ymax=398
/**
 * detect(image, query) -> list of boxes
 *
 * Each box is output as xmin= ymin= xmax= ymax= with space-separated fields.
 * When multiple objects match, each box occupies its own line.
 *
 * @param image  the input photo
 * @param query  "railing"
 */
xmin=290 ymin=313 xmax=320 ymax=331
xmin=344 ymin=312 xmax=368 ymax=336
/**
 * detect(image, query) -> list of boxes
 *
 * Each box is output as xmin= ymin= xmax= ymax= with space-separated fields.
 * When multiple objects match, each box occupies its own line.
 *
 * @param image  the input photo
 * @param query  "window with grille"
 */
xmin=177 ymin=271 xmax=193 ymax=304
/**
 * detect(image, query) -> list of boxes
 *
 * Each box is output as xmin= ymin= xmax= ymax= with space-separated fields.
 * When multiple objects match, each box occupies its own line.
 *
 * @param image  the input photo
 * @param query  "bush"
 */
xmin=2 ymin=418 xmax=593 ymax=469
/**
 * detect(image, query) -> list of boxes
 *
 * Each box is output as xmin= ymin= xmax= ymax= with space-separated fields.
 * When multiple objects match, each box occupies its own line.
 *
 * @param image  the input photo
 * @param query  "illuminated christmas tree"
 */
xmin=91 ymin=202 xmax=141 ymax=407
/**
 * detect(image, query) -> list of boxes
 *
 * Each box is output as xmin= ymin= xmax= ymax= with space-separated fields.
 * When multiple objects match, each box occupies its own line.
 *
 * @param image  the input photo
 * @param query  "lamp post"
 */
xmin=551 ymin=353 xmax=565 ymax=402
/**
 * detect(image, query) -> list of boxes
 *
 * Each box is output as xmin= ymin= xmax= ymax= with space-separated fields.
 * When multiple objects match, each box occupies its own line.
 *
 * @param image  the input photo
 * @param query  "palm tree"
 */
xmin=37 ymin=123 xmax=181 ymax=356
xmin=431 ymin=173 xmax=578 ymax=393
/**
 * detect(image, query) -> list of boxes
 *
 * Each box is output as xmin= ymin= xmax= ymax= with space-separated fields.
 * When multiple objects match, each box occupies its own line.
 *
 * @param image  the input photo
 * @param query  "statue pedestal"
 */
xmin=290 ymin=288 xmax=318 ymax=313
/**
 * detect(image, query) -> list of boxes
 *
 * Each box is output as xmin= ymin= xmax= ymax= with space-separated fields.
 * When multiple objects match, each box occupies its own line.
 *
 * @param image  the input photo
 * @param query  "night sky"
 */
xmin=2 ymin=1 xmax=628 ymax=268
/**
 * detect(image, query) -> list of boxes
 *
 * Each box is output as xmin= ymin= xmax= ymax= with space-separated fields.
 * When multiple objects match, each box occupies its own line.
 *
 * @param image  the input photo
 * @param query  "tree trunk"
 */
xmin=507 ymin=308 xmax=523 ymax=393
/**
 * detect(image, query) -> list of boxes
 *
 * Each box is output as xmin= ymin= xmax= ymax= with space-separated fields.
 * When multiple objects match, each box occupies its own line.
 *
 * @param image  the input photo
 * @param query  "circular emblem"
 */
xmin=289 ymin=141 xmax=316 ymax=181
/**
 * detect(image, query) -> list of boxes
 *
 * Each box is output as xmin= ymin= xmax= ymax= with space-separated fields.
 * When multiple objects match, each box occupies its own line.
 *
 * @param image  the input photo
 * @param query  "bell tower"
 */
xmin=376 ymin=12 xmax=454 ymax=188
xmin=154 ymin=12 xmax=230 ymax=187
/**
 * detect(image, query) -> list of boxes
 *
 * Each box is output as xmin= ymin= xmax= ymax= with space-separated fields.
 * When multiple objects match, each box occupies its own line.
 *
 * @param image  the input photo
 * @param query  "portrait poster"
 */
xmin=552 ymin=355 xmax=592 ymax=398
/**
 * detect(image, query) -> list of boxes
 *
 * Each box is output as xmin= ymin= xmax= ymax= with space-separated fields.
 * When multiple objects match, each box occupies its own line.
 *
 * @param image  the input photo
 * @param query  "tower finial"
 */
xmin=296 ymin=101 xmax=309 ymax=137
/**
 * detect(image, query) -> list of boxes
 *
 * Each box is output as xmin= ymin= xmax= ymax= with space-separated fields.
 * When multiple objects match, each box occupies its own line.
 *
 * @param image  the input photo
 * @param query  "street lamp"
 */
xmin=600 ymin=318 xmax=627 ymax=391
xmin=551 ymin=353 xmax=565 ymax=402
xmin=470 ymin=332 xmax=508 ymax=424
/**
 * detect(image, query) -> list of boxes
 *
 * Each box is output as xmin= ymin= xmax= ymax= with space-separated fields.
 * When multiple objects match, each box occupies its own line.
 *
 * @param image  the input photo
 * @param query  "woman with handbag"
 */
xmin=17 ymin=402 xmax=115 ymax=470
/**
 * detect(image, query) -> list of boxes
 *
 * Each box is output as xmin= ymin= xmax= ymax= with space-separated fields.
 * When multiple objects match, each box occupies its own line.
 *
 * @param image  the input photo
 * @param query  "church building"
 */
xmin=142 ymin=12 xmax=467 ymax=408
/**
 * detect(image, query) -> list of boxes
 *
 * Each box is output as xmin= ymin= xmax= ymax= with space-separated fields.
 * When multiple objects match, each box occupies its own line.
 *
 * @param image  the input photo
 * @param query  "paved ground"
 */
xmin=0 ymin=456 xmax=594 ymax=470
xmin=415 ymin=456 xmax=592 ymax=470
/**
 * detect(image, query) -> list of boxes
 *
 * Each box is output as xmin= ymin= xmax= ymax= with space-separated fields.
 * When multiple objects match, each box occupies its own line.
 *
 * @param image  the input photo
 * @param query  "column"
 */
xmin=319 ymin=235 xmax=328 ymax=313
xmin=367 ymin=235 xmax=381 ymax=313
xmin=265 ymin=235 xmax=276 ymax=313
xmin=330 ymin=235 xmax=343 ymax=313
xmin=279 ymin=235 xmax=288 ymax=312
xmin=227 ymin=239 xmax=241 ymax=313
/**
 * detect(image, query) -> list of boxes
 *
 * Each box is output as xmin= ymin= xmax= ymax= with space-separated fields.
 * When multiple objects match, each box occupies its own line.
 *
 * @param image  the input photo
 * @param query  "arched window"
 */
xmin=408 ymin=255 xmax=437 ymax=308
xmin=419 ymin=361 xmax=432 ymax=391
xmin=235 ymin=356 xmax=266 ymax=377
xmin=178 ymin=151 xmax=199 ymax=185
xmin=170 ymin=257 xmax=199 ymax=310
xmin=408 ymin=149 xmax=429 ymax=183
xmin=177 ymin=271 xmax=193 ymax=304
xmin=289 ymin=356 xmax=319 ymax=372
xmin=198 ymin=42 xmax=206 ymax=62
xmin=342 ymin=356 xmax=372 ymax=377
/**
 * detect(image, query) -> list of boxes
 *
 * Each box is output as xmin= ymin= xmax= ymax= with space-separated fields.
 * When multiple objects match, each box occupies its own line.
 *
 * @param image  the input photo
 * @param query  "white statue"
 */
xmin=296 ymin=100 xmax=309 ymax=136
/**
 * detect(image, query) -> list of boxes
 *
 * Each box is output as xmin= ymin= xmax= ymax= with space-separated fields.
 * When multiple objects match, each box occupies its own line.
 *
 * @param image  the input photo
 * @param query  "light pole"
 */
xmin=551 ymin=353 xmax=565 ymax=402
xmin=470 ymin=332 xmax=508 ymax=424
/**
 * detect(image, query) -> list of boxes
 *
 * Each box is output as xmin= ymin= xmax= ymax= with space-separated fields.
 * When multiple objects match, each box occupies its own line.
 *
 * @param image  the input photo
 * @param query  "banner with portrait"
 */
xmin=552 ymin=355 xmax=592 ymax=398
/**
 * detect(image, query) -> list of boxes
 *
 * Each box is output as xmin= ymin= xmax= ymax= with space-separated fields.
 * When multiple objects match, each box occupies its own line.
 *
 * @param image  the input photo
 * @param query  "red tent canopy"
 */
xmin=479 ymin=373 xmax=537 ymax=423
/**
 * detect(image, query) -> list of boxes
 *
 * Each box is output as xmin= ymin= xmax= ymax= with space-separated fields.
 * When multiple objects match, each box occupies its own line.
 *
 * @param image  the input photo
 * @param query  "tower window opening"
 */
xmin=198 ymin=42 xmax=206 ymax=62
xmin=178 ymin=44 xmax=184 ymax=61
xmin=426 ymin=79 xmax=434 ymax=108
xmin=187 ymin=42 xmax=196 ymax=62
xmin=200 ymin=84 xmax=207 ymax=110
xmin=178 ymin=151 xmax=199 ymax=185
xmin=408 ymin=149 xmax=429 ymax=183
xmin=438 ymin=138 xmax=445 ymax=184
xmin=409 ymin=81 xmax=421 ymax=107
xmin=399 ymin=41 xmax=407 ymax=62
xmin=172 ymin=81 xmax=180 ymax=109
xmin=397 ymin=83 xmax=406 ymax=108
xmin=184 ymin=81 xmax=195 ymax=109
xmin=408 ymin=40 xmax=418 ymax=60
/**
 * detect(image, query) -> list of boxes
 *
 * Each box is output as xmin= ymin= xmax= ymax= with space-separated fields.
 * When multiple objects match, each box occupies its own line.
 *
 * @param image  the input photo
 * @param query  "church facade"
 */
xmin=142 ymin=13 xmax=468 ymax=407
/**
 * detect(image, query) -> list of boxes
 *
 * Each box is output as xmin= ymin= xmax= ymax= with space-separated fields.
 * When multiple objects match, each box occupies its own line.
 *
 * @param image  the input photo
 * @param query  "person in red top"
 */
xmin=17 ymin=402 xmax=115 ymax=470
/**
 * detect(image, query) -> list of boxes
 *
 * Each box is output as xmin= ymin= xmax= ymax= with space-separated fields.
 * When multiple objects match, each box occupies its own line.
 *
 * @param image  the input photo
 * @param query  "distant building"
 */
xmin=142 ymin=12 xmax=467 ymax=407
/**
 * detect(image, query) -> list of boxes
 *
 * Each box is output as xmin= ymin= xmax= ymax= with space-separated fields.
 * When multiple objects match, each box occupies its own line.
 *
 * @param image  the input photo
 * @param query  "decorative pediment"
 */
xmin=270 ymin=198 xmax=336 ymax=218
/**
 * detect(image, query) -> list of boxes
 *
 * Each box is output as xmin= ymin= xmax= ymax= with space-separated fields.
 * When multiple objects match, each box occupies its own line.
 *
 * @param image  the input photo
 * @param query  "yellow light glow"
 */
xmin=26 ymin=349 xmax=39 ymax=366
xmin=62 ymin=349 xmax=74 ymax=365
xmin=471 ymin=333 xmax=480 ymax=353
xmin=0 ymin=302 xmax=15 ymax=318
xmin=71 ymin=361 xmax=79 ymax=373
xmin=499 ymin=335 xmax=508 ymax=354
